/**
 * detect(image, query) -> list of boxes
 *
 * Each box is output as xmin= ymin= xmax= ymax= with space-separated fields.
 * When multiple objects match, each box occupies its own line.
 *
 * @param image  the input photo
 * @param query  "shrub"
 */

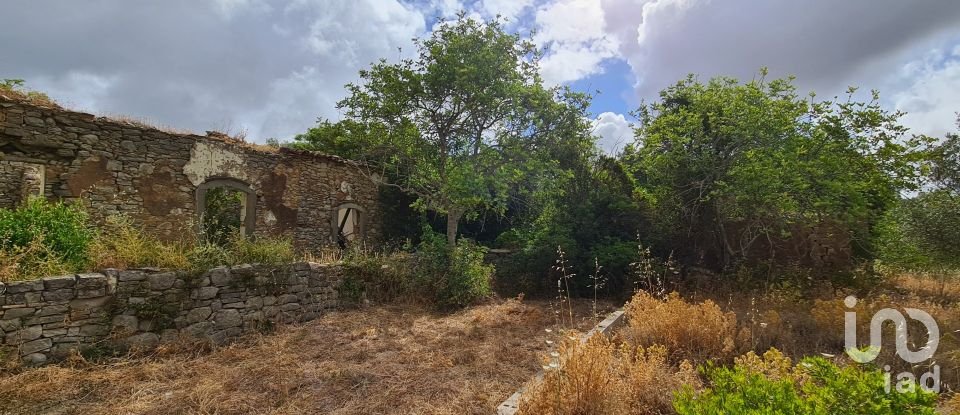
xmin=341 ymin=248 xmax=416 ymax=304
xmin=416 ymin=227 xmax=493 ymax=308
xmin=340 ymin=227 xmax=493 ymax=308
xmin=90 ymin=215 xmax=191 ymax=270
xmin=228 ymin=235 xmax=296 ymax=266
xmin=0 ymin=236 xmax=74 ymax=282
xmin=0 ymin=198 xmax=93 ymax=281
xmin=674 ymin=349 xmax=938 ymax=415
xmin=519 ymin=334 xmax=700 ymax=415
xmin=622 ymin=291 xmax=736 ymax=363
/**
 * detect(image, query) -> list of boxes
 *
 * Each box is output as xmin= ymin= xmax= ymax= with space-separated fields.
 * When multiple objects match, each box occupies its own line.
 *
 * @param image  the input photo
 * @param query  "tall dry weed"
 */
xmin=623 ymin=291 xmax=736 ymax=363
xmin=519 ymin=334 xmax=699 ymax=415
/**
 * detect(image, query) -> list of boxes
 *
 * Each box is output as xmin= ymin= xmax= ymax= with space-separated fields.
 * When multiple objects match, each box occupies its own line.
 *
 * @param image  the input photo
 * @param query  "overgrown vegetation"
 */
xmin=0 ymin=198 xmax=93 ymax=281
xmin=521 ymin=287 xmax=950 ymax=414
xmin=675 ymin=349 xmax=937 ymax=414
xmin=0 ymin=198 xmax=296 ymax=282
xmin=0 ymin=78 xmax=57 ymax=107
xmin=341 ymin=226 xmax=492 ymax=309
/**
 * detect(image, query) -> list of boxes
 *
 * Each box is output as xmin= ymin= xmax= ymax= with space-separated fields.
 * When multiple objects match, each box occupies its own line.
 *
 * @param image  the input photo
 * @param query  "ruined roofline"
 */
xmin=0 ymin=91 xmax=360 ymax=166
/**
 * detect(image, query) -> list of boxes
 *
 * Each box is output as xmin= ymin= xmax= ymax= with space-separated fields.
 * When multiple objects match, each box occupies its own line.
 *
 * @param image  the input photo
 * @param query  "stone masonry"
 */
xmin=0 ymin=262 xmax=342 ymax=365
xmin=0 ymin=94 xmax=382 ymax=251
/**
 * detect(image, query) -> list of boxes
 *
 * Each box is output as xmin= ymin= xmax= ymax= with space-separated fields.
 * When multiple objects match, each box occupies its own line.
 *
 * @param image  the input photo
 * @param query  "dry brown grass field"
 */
xmin=0 ymin=298 xmax=610 ymax=415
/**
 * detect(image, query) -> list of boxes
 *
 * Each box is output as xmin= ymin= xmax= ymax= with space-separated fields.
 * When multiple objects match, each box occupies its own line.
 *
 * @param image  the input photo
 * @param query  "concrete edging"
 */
xmin=495 ymin=309 xmax=626 ymax=415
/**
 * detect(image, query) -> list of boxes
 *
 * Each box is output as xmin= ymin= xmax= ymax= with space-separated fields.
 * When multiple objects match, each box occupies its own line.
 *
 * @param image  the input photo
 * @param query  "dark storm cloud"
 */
xmin=601 ymin=0 xmax=960 ymax=98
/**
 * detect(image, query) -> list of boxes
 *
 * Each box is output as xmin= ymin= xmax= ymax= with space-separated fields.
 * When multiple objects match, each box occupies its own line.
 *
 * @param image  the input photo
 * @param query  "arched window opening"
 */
xmin=332 ymin=203 xmax=365 ymax=249
xmin=196 ymin=179 xmax=256 ymax=245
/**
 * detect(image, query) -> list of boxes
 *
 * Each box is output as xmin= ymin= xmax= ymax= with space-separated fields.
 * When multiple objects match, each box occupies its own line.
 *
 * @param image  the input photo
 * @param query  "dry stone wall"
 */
xmin=0 ymin=95 xmax=382 ymax=251
xmin=0 ymin=262 xmax=342 ymax=365
xmin=0 ymin=160 xmax=43 ymax=209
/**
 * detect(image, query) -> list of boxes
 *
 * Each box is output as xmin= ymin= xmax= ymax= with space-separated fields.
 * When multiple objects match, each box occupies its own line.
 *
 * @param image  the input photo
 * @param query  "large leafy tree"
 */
xmin=311 ymin=14 xmax=590 ymax=245
xmin=624 ymin=72 xmax=930 ymax=271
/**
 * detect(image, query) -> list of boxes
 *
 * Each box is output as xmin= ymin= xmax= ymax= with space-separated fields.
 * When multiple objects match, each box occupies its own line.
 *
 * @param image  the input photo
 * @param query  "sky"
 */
xmin=2 ymin=0 xmax=959 ymax=154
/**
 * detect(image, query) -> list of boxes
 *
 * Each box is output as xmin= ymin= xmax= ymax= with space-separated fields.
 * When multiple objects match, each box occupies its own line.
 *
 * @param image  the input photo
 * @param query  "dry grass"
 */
xmin=622 ymin=291 xmax=736 ymax=363
xmin=518 ymin=334 xmax=700 ymax=415
xmin=0 ymin=83 xmax=60 ymax=108
xmin=0 ymin=298 xmax=608 ymax=415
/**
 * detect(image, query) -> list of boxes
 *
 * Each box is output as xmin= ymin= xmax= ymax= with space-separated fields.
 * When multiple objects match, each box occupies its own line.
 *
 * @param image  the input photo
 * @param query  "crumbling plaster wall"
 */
xmin=0 ymin=96 xmax=381 ymax=250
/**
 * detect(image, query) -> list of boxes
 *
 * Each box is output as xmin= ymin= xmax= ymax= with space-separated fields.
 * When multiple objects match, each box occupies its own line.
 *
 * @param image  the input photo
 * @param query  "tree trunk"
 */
xmin=446 ymin=209 xmax=463 ymax=247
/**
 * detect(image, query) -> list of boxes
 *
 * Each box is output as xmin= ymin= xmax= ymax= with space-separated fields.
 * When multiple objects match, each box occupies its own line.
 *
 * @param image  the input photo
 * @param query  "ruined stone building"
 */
xmin=0 ymin=94 xmax=381 ymax=251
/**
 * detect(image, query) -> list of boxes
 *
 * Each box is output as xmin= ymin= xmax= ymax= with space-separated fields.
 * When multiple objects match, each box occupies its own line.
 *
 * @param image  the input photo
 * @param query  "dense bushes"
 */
xmin=0 ymin=198 xmax=93 ymax=281
xmin=0 ymin=198 xmax=297 ymax=281
xmin=342 ymin=227 xmax=492 ymax=308
xmin=675 ymin=349 xmax=937 ymax=414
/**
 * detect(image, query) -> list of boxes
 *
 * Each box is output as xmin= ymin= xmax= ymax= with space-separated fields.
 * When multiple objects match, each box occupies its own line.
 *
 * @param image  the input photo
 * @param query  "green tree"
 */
xmin=327 ymin=14 xmax=591 ymax=246
xmin=624 ymin=72 xmax=930 ymax=272
xmin=878 ymin=117 xmax=960 ymax=270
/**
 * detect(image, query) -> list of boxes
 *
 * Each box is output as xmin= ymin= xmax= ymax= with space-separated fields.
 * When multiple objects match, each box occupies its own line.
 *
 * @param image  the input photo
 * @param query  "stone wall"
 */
xmin=0 ymin=160 xmax=43 ymax=209
xmin=0 ymin=262 xmax=342 ymax=365
xmin=0 ymin=95 xmax=382 ymax=251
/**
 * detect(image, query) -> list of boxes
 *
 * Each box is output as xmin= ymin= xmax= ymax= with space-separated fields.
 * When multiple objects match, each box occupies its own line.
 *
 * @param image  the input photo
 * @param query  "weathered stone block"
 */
xmin=213 ymin=309 xmax=242 ymax=329
xmin=124 ymin=333 xmax=160 ymax=350
xmin=24 ymin=292 xmax=43 ymax=305
xmin=37 ymin=304 xmax=69 ymax=317
xmin=76 ymin=274 xmax=106 ymax=292
xmin=185 ymin=321 xmax=214 ymax=337
xmin=112 ymin=315 xmax=138 ymax=333
xmin=76 ymin=288 xmax=106 ymax=299
xmin=245 ymin=297 xmax=263 ymax=310
xmin=42 ymin=289 xmax=75 ymax=302
xmin=278 ymin=294 xmax=298 ymax=305
xmin=280 ymin=303 xmax=302 ymax=312
xmin=22 ymin=352 xmax=48 ymax=366
xmin=192 ymin=286 xmax=218 ymax=300
xmin=5 ymin=280 xmax=42 ymax=294
xmin=0 ymin=319 xmax=21 ymax=332
xmin=117 ymin=270 xmax=146 ymax=282
xmin=43 ymin=275 xmax=76 ymax=290
xmin=79 ymin=324 xmax=109 ymax=337
xmin=148 ymin=272 xmax=177 ymax=291
xmin=5 ymin=325 xmax=42 ymax=343
xmin=209 ymin=267 xmax=231 ymax=286
xmin=42 ymin=328 xmax=67 ymax=337
xmin=186 ymin=307 xmax=211 ymax=324
xmin=18 ymin=337 xmax=52 ymax=355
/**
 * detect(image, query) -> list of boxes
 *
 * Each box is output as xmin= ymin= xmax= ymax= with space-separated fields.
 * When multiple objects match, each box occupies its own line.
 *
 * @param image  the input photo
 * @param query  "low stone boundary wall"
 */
xmin=0 ymin=262 xmax=342 ymax=365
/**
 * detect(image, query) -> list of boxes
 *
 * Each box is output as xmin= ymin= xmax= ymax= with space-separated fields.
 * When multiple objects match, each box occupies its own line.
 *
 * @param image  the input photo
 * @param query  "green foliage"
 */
xmin=0 ymin=198 xmax=93 ymax=278
xmin=498 ymin=154 xmax=651 ymax=296
xmin=674 ymin=356 xmax=937 ymax=415
xmin=0 ymin=79 xmax=25 ymax=90
xmin=624 ymin=71 xmax=930 ymax=273
xmin=877 ymin=190 xmax=960 ymax=270
xmin=227 ymin=236 xmax=296 ymax=266
xmin=200 ymin=187 xmax=244 ymax=246
xmin=0 ymin=78 xmax=55 ymax=106
xmin=325 ymin=13 xmax=592 ymax=245
xmin=416 ymin=227 xmax=493 ymax=308
xmin=340 ymin=227 xmax=492 ymax=308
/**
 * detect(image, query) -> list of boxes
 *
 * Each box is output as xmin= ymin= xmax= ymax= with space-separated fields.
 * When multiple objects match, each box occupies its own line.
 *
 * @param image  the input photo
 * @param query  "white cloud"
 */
xmin=891 ymin=46 xmax=960 ymax=138
xmin=534 ymin=0 xmax=619 ymax=85
xmin=0 ymin=0 xmax=426 ymax=142
xmin=479 ymin=0 xmax=534 ymax=21
xmin=592 ymin=111 xmax=634 ymax=154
